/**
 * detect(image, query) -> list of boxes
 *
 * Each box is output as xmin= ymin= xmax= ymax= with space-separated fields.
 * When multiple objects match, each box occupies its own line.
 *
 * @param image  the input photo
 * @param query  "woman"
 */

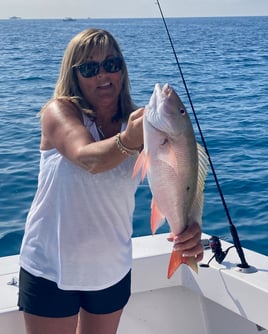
xmin=18 ymin=28 xmax=204 ymax=334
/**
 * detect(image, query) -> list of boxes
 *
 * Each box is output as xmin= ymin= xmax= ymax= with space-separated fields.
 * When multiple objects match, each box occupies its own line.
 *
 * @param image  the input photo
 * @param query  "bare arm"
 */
xmin=40 ymin=99 xmax=144 ymax=174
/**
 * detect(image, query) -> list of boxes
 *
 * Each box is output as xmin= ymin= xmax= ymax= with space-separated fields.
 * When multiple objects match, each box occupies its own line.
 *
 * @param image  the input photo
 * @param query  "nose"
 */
xmin=97 ymin=64 xmax=107 ymax=76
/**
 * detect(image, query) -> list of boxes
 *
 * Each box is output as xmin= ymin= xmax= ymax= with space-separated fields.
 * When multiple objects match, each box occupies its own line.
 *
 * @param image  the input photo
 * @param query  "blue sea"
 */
xmin=0 ymin=16 xmax=267 ymax=258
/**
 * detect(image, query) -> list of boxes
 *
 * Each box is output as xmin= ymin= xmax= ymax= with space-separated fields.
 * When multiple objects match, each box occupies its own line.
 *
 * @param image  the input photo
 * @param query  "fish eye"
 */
xmin=180 ymin=109 xmax=186 ymax=115
xmin=161 ymin=138 xmax=169 ymax=146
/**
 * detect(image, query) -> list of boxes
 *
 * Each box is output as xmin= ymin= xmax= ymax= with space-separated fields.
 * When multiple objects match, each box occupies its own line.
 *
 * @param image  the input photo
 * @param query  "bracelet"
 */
xmin=115 ymin=133 xmax=139 ymax=156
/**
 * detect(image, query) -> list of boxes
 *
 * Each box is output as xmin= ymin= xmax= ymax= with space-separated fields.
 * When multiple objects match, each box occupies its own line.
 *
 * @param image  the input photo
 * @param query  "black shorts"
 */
xmin=18 ymin=267 xmax=131 ymax=318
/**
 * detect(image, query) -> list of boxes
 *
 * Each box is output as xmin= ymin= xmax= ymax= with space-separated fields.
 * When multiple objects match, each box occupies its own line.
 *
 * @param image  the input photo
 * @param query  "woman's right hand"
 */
xmin=120 ymin=107 xmax=144 ymax=150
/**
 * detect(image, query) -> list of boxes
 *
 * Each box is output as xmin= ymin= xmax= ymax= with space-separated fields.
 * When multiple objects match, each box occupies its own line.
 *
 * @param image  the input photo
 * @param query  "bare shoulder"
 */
xmin=41 ymin=98 xmax=83 ymax=124
xmin=40 ymin=98 xmax=88 ymax=151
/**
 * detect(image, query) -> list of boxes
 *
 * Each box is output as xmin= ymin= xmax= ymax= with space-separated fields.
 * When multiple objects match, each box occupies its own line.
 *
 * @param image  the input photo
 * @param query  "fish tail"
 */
xmin=167 ymin=250 xmax=198 ymax=279
xmin=186 ymin=256 xmax=199 ymax=274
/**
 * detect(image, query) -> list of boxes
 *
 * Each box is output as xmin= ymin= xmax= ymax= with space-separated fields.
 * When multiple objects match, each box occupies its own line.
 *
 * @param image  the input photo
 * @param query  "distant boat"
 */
xmin=63 ymin=17 xmax=76 ymax=22
xmin=9 ymin=16 xmax=21 ymax=20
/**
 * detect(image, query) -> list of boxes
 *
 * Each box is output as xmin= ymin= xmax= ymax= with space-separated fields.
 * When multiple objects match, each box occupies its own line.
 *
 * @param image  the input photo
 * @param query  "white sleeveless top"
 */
xmin=19 ymin=114 xmax=140 ymax=290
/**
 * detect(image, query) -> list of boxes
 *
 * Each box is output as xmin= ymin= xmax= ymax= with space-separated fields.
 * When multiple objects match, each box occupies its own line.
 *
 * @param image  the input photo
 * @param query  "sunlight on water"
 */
xmin=0 ymin=17 xmax=267 ymax=256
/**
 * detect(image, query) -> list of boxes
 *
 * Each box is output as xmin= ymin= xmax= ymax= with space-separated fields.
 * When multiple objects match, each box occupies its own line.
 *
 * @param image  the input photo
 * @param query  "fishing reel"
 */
xmin=209 ymin=236 xmax=227 ymax=263
xmin=200 ymin=236 xmax=233 ymax=268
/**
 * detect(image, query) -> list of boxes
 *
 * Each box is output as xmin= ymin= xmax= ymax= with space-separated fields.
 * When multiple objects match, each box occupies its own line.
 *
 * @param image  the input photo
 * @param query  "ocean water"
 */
xmin=0 ymin=16 xmax=267 ymax=258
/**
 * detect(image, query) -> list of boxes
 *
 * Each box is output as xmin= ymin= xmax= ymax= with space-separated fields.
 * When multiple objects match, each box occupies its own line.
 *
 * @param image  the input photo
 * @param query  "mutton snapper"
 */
xmin=133 ymin=83 xmax=209 ymax=278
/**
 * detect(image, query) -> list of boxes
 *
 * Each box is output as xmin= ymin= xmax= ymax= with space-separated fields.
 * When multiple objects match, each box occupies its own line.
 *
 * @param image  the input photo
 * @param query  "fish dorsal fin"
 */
xmin=151 ymin=197 xmax=166 ymax=234
xmin=189 ymin=143 xmax=209 ymax=223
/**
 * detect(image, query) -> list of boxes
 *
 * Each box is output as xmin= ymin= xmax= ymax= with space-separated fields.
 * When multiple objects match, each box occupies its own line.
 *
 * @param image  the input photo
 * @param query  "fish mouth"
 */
xmin=145 ymin=83 xmax=188 ymax=137
xmin=152 ymin=83 xmax=178 ymax=112
xmin=154 ymin=83 xmax=172 ymax=99
xmin=162 ymin=83 xmax=172 ymax=96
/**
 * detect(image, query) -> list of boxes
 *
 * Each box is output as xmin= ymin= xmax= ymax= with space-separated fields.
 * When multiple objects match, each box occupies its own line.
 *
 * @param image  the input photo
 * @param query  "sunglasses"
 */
xmin=74 ymin=56 xmax=123 ymax=78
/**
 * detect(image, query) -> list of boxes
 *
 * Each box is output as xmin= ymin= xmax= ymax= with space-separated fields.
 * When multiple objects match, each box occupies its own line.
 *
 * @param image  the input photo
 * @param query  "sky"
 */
xmin=1 ymin=0 xmax=268 ymax=19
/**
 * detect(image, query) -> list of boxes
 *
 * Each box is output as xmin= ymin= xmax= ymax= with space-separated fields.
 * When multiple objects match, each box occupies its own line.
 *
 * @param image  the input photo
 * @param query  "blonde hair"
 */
xmin=43 ymin=28 xmax=136 ymax=121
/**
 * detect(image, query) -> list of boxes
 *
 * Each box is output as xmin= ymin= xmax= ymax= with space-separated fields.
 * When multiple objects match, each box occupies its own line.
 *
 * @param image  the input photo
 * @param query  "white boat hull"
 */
xmin=1 ymin=233 xmax=268 ymax=334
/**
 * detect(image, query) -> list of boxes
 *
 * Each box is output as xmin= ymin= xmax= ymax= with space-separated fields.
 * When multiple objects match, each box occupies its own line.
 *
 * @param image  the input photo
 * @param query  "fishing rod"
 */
xmin=155 ymin=0 xmax=254 ymax=272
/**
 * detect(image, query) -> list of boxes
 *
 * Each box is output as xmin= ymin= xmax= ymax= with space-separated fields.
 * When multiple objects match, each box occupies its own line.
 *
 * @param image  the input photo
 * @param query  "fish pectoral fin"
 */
xmin=151 ymin=197 xmax=166 ymax=234
xmin=158 ymin=144 xmax=178 ymax=175
xmin=167 ymin=250 xmax=198 ymax=279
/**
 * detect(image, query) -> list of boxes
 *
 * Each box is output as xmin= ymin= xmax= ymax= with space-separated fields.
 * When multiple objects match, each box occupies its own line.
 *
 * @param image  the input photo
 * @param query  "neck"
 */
xmin=94 ymin=103 xmax=118 ymax=122
xmin=96 ymin=124 xmax=106 ymax=140
xmin=95 ymin=118 xmax=122 ymax=140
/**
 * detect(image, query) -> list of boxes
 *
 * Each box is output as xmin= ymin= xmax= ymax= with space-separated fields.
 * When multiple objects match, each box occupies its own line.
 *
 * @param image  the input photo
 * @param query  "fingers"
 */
xmin=129 ymin=107 xmax=144 ymax=121
xmin=123 ymin=108 xmax=144 ymax=148
xmin=168 ymin=223 xmax=204 ymax=262
xmin=133 ymin=107 xmax=145 ymax=117
xmin=181 ymin=241 xmax=204 ymax=262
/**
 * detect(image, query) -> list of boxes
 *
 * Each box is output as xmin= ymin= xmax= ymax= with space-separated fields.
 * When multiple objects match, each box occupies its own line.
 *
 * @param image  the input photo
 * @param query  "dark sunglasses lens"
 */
xmin=103 ymin=57 xmax=123 ymax=73
xmin=77 ymin=57 xmax=123 ymax=78
xmin=78 ymin=62 xmax=99 ymax=78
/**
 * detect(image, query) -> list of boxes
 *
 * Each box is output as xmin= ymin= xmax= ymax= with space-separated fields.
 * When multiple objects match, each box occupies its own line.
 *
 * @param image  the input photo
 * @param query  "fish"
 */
xmin=133 ymin=83 xmax=209 ymax=278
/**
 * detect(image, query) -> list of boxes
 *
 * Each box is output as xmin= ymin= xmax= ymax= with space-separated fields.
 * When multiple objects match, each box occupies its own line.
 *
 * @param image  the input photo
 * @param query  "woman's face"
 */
xmin=76 ymin=48 xmax=123 ymax=112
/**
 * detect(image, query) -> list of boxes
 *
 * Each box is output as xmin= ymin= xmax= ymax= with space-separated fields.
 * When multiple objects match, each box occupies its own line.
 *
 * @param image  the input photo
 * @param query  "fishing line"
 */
xmin=155 ymin=0 xmax=253 ymax=271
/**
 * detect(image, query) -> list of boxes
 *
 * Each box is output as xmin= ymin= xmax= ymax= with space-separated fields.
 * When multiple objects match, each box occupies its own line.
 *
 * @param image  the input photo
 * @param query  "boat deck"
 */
xmin=0 ymin=233 xmax=268 ymax=334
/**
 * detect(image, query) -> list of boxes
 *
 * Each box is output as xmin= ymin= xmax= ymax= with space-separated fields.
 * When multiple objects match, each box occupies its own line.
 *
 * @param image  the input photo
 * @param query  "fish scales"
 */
xmin=133 ymin=83 xmax=209 ymax=278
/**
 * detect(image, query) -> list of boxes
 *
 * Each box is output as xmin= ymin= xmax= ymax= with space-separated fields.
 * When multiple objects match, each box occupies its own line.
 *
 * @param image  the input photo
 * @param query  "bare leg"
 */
xmin=23 ymin=312 xmax=78 ymax=334
xmin=76 ymin=308 xmax=123 ymax=334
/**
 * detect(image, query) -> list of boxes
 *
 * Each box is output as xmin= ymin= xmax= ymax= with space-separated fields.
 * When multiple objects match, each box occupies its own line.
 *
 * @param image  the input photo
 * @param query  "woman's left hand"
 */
xmin=167 ymin=222 xmax=204 ymax=262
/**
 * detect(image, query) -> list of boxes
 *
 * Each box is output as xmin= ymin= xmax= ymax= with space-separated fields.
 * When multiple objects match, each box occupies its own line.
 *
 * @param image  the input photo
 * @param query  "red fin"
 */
xmin=167 ymin=249 xmax=183 ymax=279
xmin=141 ymin=152 xmax=150 ymax=181
xmin=151 ymin=197 xmax=165 ymax=234
xmin=132 ymin=150 xmax=150 ymax=182
xmin=167 ymin=250 xmax=198 ymax=279
xmin=132 ymin=151 xmax=144 ymax=179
